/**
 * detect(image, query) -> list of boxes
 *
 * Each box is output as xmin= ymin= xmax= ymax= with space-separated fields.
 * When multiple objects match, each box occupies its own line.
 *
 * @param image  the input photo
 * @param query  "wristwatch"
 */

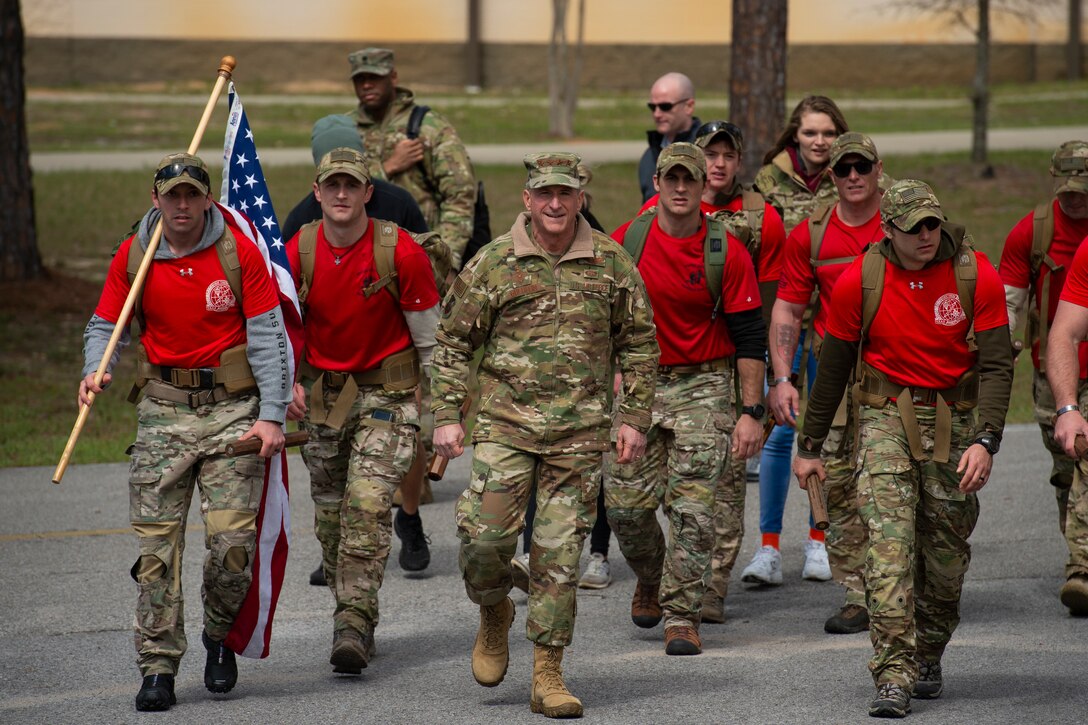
xmin=973 ymin=433 xmax=1000 ymax=455
xmin=741 ymin=404 xmax=766 ymax=420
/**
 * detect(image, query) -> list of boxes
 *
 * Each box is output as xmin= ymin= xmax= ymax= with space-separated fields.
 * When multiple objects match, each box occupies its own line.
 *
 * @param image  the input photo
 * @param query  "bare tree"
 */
xmin=1069 ymin=0 xmax=1083 ymax=81
xmin=0 ymin=0 xmax=42 ymax=281
xmin=547 ymin=0 xmax=586 ymax=139
xmin=729 ymin=0 xmax=788 ymax=184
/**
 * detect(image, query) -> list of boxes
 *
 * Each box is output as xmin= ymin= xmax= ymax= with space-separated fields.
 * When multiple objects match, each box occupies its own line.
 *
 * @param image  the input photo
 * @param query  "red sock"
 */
xmin=761 ymin=532 xmax=781 ymax=549
xmin=809 ymin=528 xmax=826 ymax=543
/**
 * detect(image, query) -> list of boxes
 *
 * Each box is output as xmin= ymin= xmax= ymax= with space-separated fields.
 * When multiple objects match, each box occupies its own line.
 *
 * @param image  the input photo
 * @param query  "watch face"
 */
xmin=744 ymin=404 xmax=766 ymax=419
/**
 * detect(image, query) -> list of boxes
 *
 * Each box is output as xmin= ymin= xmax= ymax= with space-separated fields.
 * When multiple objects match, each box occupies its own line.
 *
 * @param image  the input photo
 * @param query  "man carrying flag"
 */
xmin=78 ymin=150 xmax=291 ymax=712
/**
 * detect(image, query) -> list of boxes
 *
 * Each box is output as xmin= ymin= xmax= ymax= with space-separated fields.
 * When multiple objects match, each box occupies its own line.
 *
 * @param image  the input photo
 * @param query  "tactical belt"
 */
xmin=855 ymin=366 xmax=979 ymax=464
xmin=658 ymin=357 xmax=733 ymax=375
xmin=301 ymin=348 xmax=420 ymax=431
xmin=140 ymin=379 xmax=236 ymax=408
xmin=130 ymin=344 xmax=256 ymax=404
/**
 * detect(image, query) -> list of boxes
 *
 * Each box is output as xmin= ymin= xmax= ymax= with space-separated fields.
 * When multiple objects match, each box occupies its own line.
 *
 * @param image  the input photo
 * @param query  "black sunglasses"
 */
xmin=831 ymin=159 xmax=875 ymax=178
xmin=696 ymin=121 xmax=743 ymax=143
xmin=647 ymin=98 xmax=690 ymax=112
xmin=894 ymin=217 xmax=941 ymax=235
xmin=155 ymin=162 xmax=210 ymax=188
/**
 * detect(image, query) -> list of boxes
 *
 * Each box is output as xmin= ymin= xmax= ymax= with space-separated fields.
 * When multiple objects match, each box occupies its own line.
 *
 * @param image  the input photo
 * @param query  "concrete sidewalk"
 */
xmin=29 ymin=125 xmax=1088 ymax=172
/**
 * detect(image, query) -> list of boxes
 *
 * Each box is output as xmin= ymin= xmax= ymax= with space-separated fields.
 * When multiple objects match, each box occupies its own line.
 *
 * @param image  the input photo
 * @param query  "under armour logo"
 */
xmin=179 ymin=268 xmax=194 ymax=277
xmin=909 ymin=281 xmax=924 ymax=290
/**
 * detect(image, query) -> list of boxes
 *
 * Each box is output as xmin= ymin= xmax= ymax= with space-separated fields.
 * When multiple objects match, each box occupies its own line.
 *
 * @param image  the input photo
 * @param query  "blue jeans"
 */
xmin=758 ymin=328 xmax=819 ymax=535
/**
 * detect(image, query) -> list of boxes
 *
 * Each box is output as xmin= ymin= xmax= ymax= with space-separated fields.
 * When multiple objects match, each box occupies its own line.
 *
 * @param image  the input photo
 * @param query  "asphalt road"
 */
xmin=1 ymin=424 xmax=1085 ymax=724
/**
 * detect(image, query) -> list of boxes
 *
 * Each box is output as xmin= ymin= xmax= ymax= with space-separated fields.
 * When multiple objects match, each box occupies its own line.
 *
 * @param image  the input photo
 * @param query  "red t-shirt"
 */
xmin=638 ymin=193 xmax=785 ymax=283
xmin=998 ymin=199 xmax=1088 ymax=375
xmin=95 ymin=229 xmax=279 ymax=368
xmin=286 ymin=220 xmax=439 ymax=372
xmin=612 ymin=216 xmax=761 ymax=366
xmin=776 ymin=208 xmax=884 ymax=337
xmin=827 ymin=249 xmax=1008 ymax=389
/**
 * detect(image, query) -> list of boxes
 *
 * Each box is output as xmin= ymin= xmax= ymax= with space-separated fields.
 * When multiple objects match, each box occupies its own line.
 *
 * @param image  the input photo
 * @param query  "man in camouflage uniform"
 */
xmin=349 ymin=47 xmax=477 ymax=268
xmin=1000 ymin=141 xmax=1088 ymax=617
xmin=431 ymin=152 xmax=658 ymax=718
xmin=795 ymin=180 xmax=1013 ymax=718
xmin=79 ymin=153 xmax=290 ymax=711
xmin=285 ymin=148 xmax=441 ymax=674
xmin=609 ymin=143 xmax=766 ymax=655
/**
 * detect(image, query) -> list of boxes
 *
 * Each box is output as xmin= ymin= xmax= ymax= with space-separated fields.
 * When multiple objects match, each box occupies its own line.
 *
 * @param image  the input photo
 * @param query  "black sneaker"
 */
xmin=825 ymin=603 xmax=870 ymax=634
xmin=135 ymin=674 xmax=176 ymax=711
xmin=912 ymin=660 xmax=943 ymax=699
xmin=394 ymin=509 xmax=431 ymax=572
xmin=202 ymin=630 xmax=237 ymax=693
xmin=309 ymin=563 xmax=327 ymax=586
xmin=869 ymin=683 xmax=911 ymax=718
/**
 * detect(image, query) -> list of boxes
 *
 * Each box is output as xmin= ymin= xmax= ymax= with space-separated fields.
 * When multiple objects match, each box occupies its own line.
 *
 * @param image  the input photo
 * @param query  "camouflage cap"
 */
xmin=1051 ymin=140 xmax=1088 ymax=195
xmin=311 ymin=114 xmax=364 ymax=166
xmin=154 ymin=152 xmax=210 ymax=196
xmin=655 ymin=142 xmax=706 ymax=180
xmin=316 ymin=147 xmax=371 ymax=185
xmin=694 ymin=120 xmax=743 ymax=154
xmin=880 ymin=179 xmax=945 ymax=230
xmin=828 ymin=132 xmax=879 ymax=168
xmin=349 ymin=47 xmax=394 ymax=78
xmin=524 ymin=152 xmax=582 ymax=189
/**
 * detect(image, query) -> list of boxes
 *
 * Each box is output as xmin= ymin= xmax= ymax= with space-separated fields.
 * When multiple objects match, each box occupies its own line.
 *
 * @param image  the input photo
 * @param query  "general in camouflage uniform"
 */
xmin=79 ymin=154 xmax=290 ymax=712
xmin=1000 ymin=140 xmax=1088 ymax=617
xmin=796 ymin=180 xmax=1013 ymax=718
xmin=348 ymin=47 xmax=477 ymax=268
xmin=431 ymin=152 xmax=658 ymax=718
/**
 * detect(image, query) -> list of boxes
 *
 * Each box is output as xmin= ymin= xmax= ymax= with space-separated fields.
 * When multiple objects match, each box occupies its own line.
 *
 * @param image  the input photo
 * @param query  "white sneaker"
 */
xmin=578 ymin=553 xmax=612 ymax=589
xmin=740 ymin=545 xmax=783 ymax=585
xmin=802 ymin=539 xmax=832 ymax=581
xmin=510 ymin=552 xmax=530 ymax=592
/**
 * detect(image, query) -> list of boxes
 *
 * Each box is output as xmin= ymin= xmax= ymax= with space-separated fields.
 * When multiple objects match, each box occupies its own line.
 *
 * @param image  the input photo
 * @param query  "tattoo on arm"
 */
xmin=775 ymin=324 xmax=798 ymax=370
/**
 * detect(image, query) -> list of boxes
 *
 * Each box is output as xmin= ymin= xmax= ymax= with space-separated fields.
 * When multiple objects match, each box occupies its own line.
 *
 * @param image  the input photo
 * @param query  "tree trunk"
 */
xmin=547 ymin=0 xmax=581 ymax=139
xmin=729 ymin=0 xmax=788 ymax=184
xmin=0 ymin=0 xmax=42 ymax=281
xmin=1070 ymin=0 xmax=1083 ymax=81
xmin=466 ymin=0 xmax=484 ymax=91
xmin=971 ymin=0 xmax=992 ymax=172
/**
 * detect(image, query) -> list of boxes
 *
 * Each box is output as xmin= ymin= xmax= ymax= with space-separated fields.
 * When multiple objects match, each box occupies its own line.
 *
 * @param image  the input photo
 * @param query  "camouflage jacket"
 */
xmin=431 ymin=213 xmax=659 ymax=452
xmin=753 ymin=150 xmax=839 ymax=234
xmin=352 ymin=87 xmax=477 ymax=267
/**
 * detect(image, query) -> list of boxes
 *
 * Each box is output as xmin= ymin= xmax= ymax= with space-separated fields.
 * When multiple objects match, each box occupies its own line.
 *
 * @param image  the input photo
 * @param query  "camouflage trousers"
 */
xmin=606 ymin=370 xmax=733 ymax=629
xmin=706 ymin=452 xmax=746 ymax=603
xmin=455 ymin=441 xmax=602 ymax=647
xmin=128 ymin=392 xmax=265 ymax=677
xmin=826 ymin=422 xmax=866 ymax=608
xmin=1034 ymin=371 xmax=1088 ymax=576
xmin=300 ymin=379 xmax=419 ymax=636
xmin=855 ymin=403 xmax=980 ymax=688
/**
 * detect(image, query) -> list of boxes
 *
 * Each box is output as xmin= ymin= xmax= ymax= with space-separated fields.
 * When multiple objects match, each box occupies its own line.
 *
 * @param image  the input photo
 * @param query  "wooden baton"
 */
xmin=226 ymin=430 xmax=309 ymax=457
xmin=805 ymin=473 xmax=830 ymax=531
xmin=52 ymin=56 xmax=237 ymax=484
xmin=426 ymin=397 xmax=473 ymax=481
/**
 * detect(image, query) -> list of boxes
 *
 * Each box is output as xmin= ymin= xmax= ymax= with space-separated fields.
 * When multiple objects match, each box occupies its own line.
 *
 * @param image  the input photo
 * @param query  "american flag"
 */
xmin=219 ymin=82 xmax=303 ymax=659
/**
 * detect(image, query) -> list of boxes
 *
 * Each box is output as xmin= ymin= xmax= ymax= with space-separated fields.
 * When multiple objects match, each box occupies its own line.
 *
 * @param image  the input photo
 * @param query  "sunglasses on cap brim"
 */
xmin=831 ymin=159 xmax=875 ymax=178
xmin=155 ymin=163 xmax=210 ymax=189
xmin=696 ymin=121 xmax=743 ymax=143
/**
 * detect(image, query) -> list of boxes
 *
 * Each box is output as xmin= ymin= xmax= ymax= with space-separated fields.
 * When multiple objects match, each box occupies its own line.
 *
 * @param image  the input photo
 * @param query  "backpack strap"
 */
xmin=808 ymin=202 xmax=839 ymax=267
xmin=740 ymin=188 xmax=765 ymax=277
xmin=947 ymin=225 xmax=978 ymax=353
xmin=296 ymin=220 xmax=321 ymax=306
xmin=621 ymin=208 xmax=655 ymax=268
xmin=704 ymin=217 xmax=728 ymax=318
xmin=363 ymin=220 xmax=402 ymax=300
xmin=1028 ymin=200 xmax=1060 ymax=372
xmin=214 ymin=229 xmax=243 ymax=308
xmin=406 ymin=105 xmax=430 ymax=140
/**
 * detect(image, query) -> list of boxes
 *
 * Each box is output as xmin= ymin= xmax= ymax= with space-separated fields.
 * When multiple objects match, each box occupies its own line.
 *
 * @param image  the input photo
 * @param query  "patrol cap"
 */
xmin=694 ymin=120 xmax=743 ymax=154
xmin=655 ymin=142 xmax=706 ymax=181
xmin=523 ymin=152 xmax=582 ymax=189
xmin=1051 ymin=140 xmax=1088 ymax=195
xmin=349 ymin=47 xmax=394 ymax=78
xmin=316 ymin=147 xmax=371 ymax=185
xmin=880 ymin=179 xmax=945 ymax=231
xmin=311 ymin=114 xmax=364 ymax=166
xmin=154 ymin=153 xmax=210 ymax=196
xmin=828 ymin=132 xmax=879 ymax=168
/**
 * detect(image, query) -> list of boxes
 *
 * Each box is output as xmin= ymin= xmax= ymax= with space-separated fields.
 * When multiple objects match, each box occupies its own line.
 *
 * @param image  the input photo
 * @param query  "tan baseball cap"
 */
xmin=154 ymin=153 xmax=210 ymax=196
xmin=655 ymin=142 xmax=706 ymax=180
xmin=315 ymin=147 xmax=371 ymax=185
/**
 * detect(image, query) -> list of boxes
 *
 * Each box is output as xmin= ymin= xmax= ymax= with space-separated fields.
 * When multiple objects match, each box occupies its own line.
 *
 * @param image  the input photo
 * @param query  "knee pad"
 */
xmin=130 ymin=555 xmax=167 ymax=584
xmin=222 ymin=546 xmax=249 ymax=573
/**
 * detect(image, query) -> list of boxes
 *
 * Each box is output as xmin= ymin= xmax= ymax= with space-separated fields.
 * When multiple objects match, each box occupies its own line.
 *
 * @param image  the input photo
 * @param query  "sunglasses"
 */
xmin=696 ymin=120 xmax=743 ymax=143
xmin=831 ymin=159 xmax=875 ymax=178
xmin=647 ymin=98 xmax=690 ymax=112
xmin=155 ymin=162 xmax=210 ymax=189
xmin=894 ymin=217 xmax=941 ymax=235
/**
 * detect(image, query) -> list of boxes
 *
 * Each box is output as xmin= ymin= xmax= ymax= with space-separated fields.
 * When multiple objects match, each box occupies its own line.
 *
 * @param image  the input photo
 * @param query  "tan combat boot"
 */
xmin=472 ymin=597 xmax=515 ymax=687
xmin=530 ymin=645 xmax=583 ymax=718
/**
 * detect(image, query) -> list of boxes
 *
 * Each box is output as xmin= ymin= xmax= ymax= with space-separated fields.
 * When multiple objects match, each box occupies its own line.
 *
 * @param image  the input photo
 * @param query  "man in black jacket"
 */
xmin=638 ymin=72 xmax=700 ymax=203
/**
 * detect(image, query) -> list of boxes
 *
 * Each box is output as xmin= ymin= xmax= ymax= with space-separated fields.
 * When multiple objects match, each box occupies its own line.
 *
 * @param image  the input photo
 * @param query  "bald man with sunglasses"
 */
xmin=638 ymin=72 xmax=701 ymax=203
